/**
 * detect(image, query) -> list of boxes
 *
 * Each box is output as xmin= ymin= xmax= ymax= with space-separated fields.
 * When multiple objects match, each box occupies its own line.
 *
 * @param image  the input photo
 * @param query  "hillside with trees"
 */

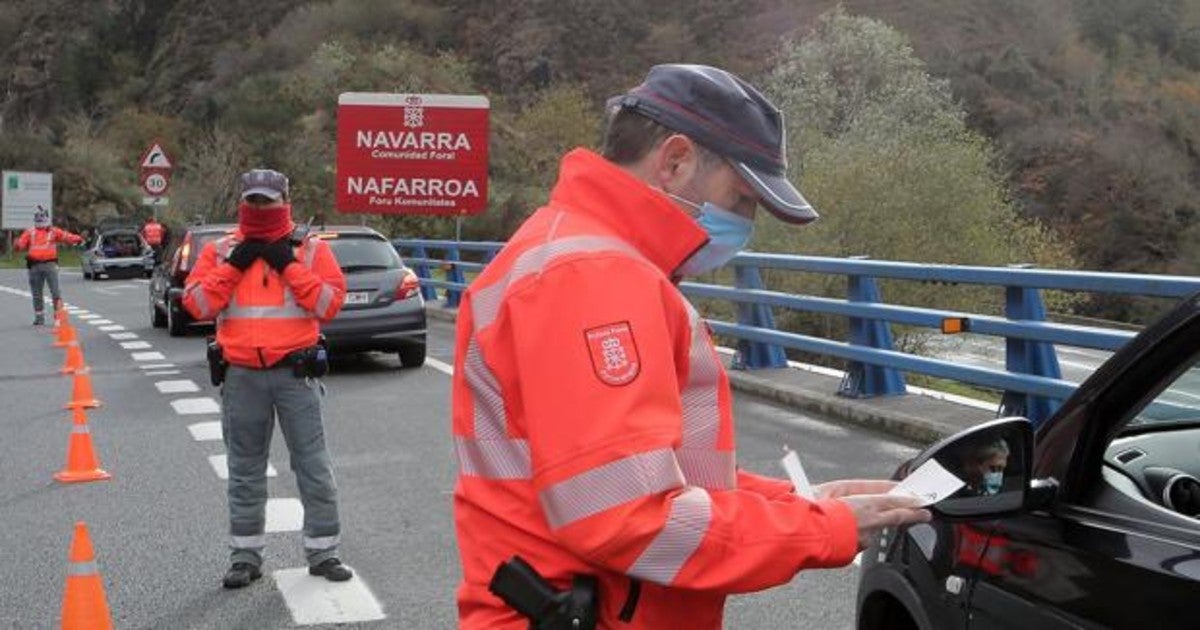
xmin=1 ymin=0 xmax=1197 ymax=321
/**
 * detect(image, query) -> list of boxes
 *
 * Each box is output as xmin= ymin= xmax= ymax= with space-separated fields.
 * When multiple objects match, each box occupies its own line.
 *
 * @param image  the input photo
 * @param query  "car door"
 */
xmin=965 ymin=296 xmax=1200 ymax=629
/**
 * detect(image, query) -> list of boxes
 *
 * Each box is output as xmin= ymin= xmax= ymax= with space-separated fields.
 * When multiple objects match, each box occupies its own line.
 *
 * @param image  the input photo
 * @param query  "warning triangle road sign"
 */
xmin=139 ymin=143 xmax=173 ymax=170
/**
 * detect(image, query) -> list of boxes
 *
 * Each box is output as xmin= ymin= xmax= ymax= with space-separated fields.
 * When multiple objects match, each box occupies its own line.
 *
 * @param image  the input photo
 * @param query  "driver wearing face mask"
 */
xmin=450 ymin=64 xmax=931 ymax=629
xmin=958 ymin=438 xmax=1011 ymax=497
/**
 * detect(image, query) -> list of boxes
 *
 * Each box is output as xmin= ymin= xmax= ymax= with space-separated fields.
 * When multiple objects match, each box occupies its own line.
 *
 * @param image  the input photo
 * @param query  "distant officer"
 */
xmin=183 ymin=168 xmax=351 ymax=589
xmin=14 ymin=207 xmax=83 ymax=325
xmin=141 ymin=215 xmax=167 ymax=263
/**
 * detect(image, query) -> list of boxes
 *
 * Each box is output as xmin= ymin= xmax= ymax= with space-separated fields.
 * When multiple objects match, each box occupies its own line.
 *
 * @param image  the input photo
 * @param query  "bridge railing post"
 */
xmin=839 ymin=264 xmax=907 ymax=398
xmin=731 ymin=264 xmax=788 ymax=370
xmin=1000 ymin=274 xmax=1063 ymax=427
xmin=445 ymin=245 xmax=466 ymax=309
xmin=410 ymin=245 xmax=439 ymax=301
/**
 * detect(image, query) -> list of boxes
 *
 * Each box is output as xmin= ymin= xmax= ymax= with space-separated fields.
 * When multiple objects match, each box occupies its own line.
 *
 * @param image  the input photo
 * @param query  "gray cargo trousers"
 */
xmin=27 ymin=261 xmax=61 ymax=314
xmin=221 ymin=364 xmax=341 ymax=568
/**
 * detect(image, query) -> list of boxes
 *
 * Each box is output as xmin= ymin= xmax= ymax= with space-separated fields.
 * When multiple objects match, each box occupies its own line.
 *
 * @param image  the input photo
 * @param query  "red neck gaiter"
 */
xmin=238 ymin=202 xmax=294 ymax=241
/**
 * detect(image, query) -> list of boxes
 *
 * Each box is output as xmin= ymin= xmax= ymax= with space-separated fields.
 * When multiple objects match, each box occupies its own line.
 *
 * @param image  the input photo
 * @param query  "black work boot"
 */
xmin=308 ymin=558 xmax=353 ymax=582
xmin=222 ymin=562 xmax=263 ymax=589
xmin=32 ymin=313 xmax=44 ymax=326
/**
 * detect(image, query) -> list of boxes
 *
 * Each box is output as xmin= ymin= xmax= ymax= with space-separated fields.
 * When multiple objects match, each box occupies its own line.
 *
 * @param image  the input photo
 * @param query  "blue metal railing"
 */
xmin=393 ymin=238 xmax=1200 ymax=426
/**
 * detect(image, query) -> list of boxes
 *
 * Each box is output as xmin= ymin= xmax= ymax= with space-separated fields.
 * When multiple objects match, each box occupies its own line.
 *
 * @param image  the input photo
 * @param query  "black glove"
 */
xmin=262 ymin=239 xmax=296 ymax=273
xmin=227 ymin=241 xmax=264 ymax=271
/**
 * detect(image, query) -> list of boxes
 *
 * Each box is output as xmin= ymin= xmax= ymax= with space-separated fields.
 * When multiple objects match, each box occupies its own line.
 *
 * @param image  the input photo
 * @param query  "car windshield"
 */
xmin=325 ymin=236 xmax=402 ymax=272
xmin=1126 ymin=356 xmax=1200 ymax=428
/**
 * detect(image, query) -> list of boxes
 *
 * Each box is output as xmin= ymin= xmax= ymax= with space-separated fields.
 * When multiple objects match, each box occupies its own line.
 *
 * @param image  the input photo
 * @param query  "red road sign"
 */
xmin=139 ymin=141 xmax=173 ymax=171
xmin=141 ymin=171 xmax=169 ymax=197
xmin=335 ymin=93 xmax=489 ymax=216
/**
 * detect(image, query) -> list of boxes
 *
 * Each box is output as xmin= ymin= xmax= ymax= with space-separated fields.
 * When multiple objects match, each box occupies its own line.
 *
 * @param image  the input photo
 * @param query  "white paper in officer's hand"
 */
xmin=887 ymin=459 xmax=965 ymax=506
xmin=780 ymin=448 xmax=816 ymax=501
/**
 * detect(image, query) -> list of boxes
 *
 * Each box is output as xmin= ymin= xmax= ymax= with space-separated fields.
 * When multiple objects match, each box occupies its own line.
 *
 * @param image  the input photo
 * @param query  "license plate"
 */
xmin=345 ymin=291 xmax=372 ymax=305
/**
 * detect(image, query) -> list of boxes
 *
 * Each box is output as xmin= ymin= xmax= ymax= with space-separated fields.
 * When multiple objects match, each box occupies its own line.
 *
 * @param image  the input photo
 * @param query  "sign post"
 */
xmin=335 ymin=93 xmax=490 ymax=217
xmin=138 ymin=141 xmax=174 ymax=219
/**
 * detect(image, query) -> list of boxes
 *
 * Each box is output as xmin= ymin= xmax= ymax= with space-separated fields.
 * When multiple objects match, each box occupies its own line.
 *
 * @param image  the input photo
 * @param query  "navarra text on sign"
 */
xmin=356 ymin=130 xmax=472 ymax=151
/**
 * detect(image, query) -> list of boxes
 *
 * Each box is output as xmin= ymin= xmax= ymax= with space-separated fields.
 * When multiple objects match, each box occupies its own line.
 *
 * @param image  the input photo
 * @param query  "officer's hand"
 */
xmin=262 ymin=239 xmax=296 ymax=273
xmin=227 ymin=241 xmax=264 ymax=271
xmin=838 ymin=493 xmax=931 ymax=551
xmin=814 ymin=479 xmax=900 ymax=499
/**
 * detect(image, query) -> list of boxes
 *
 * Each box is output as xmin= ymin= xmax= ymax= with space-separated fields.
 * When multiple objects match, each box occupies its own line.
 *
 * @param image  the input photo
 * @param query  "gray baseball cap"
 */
xmin=239 ymin=168 xmax=289 ymax=201
xmin=609 ymin=64 xmax=817 ymax=224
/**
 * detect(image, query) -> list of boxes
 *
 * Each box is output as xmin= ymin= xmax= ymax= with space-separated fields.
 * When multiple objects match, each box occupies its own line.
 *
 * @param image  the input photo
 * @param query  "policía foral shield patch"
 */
xmin=584 ymin=321 xmax=641 ymax=386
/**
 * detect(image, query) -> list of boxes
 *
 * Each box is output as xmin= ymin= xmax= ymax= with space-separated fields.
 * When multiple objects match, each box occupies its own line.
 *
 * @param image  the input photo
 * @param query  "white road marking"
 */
xmin=171 ymin=397 xmax=220 ymax=415
xmin=98 ymin=325 xmax=125 ymax=331
xmin=109 ymin=283 xmax=139 ymax=290
xmin=156 ymin=380 xmax=200 ymax=394
xmin=139 ymin=363 xmax=176 ymax=369
xmin=274 ymin=567 xmax=385 ymax=625
xmin=187 ymin=422 xmax=222 ymax=441
xmin=109 ymin=332 xmax=138 ymax=340
xmin=146 ymin=370 xmax=181 ymax=376
xmin=77 ymin=314 xmax=100 ymax=320
xmin=121 ymin=341 xmax=152 ymax=349
xmin=87 ymin=319 xmax=114 ymax=325
xmin=207 ymin=454 xmax=276 ymax=480
xmin=92 ymin=288 xmax=118 ymax=296
xmin=426 ymin=357 xmax=454 ymax=376
xmin=266 ymin=498 xmax=304 ymax=532
xmin=131 ymin=351 xmax=166 ymax=361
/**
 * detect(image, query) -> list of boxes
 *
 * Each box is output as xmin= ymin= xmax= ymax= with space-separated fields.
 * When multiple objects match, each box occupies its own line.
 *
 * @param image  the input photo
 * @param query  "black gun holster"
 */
xmin=206 ymin=337 xmax=228 ymax=387
xmin=488 ymin=556 xmax=598 ymax=630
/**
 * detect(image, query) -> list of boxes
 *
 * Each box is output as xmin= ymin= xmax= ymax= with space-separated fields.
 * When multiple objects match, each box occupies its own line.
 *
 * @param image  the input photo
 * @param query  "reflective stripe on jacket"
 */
xmin=452 ymin=149 xmax=858 ymax=629
xmin=16 ymin=227 xmax=83 ymax=262
xmin=182 ymin=233 xmax=346 ymax=368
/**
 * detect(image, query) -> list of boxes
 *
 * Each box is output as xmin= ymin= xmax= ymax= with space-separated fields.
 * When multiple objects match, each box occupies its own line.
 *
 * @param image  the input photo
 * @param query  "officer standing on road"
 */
xmin=14 ymin=206 xmax=83 ymax=325
xmin=183 ymin=168 xmax=352 ymax=589
xmin=451 ymin=64 xmax=931 ymax=628
xmin=141 ymin=215 xmax=167 ymax=263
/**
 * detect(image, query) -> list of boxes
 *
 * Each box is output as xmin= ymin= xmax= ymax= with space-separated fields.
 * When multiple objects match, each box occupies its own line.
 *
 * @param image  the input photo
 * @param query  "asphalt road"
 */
xmin=0 ymin=268 xmax=919 ymax=629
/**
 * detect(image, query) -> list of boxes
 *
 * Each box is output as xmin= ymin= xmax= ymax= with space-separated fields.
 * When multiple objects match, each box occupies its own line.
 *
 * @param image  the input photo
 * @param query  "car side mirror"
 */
xmin=904 ymin=416 xmax=1034 ymax=520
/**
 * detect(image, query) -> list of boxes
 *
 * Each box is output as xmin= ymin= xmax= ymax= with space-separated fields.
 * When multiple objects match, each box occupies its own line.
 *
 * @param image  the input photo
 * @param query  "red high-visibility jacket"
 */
xmin=142 ymin=221 xmax=165 ymax=246
xmin=16 ymin=227 xmax=83 ymax=262
xmin=452 ymin=149 xmax=858 ymax=629
xmin=182 ymin=233 xmax=346 ymax=368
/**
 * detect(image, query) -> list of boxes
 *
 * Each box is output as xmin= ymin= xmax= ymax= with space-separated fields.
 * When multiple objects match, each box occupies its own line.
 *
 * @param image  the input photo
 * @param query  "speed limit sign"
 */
xmin=142 ymin=171 xmax=169 ymax=196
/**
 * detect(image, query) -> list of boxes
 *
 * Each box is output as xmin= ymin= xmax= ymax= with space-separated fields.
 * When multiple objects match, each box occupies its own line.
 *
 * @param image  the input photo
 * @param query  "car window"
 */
xmin=324 ymin=236 xmax=402 ymax=272
xmin=1127 ymin=361 xmax=1200 ymax=428
xmin=99 ymin=233 xmax=144 ymax=257
xmin=1100 ymin=349 xmax=1200 ymax=521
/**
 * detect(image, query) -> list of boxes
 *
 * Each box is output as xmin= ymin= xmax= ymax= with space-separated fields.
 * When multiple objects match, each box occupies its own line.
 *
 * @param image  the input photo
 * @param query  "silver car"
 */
xmin=81 ymin=228 xmax=154 ymax=280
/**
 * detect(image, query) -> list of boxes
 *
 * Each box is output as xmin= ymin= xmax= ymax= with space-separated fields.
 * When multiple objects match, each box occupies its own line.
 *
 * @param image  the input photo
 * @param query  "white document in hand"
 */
xmin=780 ymin=448 xmax=816 ymax=501
xmin=887 ymin=459 xmax=965 ymax=506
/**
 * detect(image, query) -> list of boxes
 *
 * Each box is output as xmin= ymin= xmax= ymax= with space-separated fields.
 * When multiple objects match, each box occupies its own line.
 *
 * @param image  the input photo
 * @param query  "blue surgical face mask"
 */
xmin=667 ymin=193 xmax=754 ymax=276
xmin=982 ymin=471 xmax=1004 ymax=495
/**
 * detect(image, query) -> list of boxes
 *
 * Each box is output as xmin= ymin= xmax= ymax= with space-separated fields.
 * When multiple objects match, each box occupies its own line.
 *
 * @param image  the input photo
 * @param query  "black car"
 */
xmin=857 ymin=294 xmax=1200 ymax=629
xmin=149 ymin=223 xmax=235 ymax=336
xmin=315 ymin=226 xmax=427 ymax=368
xmin=149 ymin=224 xmax=427 ymax=367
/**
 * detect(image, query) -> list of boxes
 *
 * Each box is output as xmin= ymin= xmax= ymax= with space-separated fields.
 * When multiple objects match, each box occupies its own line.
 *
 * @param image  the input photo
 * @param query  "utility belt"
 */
xmin=206 ymin=335 xmax=328 ymax=386
xmin=489 ymin=556 xmax=600 ymax=630
xmin=26 ymin=257 xmax=57 ymax=268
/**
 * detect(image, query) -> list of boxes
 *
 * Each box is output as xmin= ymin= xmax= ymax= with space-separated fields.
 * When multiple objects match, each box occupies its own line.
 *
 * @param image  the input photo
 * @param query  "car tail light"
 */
xmin=395 ymin=270 xmax=420 ymax=300
xmin=178 ymin=237 xmax=193 ymax=272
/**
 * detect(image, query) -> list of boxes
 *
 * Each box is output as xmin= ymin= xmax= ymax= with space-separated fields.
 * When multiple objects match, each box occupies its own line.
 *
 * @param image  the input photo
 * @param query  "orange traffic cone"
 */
xmin=65 ymin=368 xmax=102 ymax=410
xmin=70 ymin=406 xmax=89 ymax=425
xmin=54 ymin=322 xmax=78 ymax=348
xmin=60 ymin=341 xmax=87 ymax=374
xmin=60 ymin=522 xmax=114 ymax=630
xmin=53 ymin=421 xmax=111 ymax=484
xmin=54 ymin=307 xmax=68 ymax=328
